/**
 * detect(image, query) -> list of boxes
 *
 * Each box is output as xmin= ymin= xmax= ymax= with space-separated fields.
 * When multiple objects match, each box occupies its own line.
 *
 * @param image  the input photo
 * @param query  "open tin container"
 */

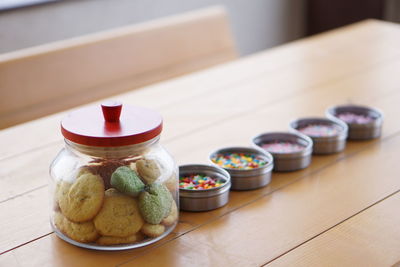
xmin=252 ymin=132 xmax=313 ymax=172
xmin=326 ymin=104 xmax=383 ymax=140
xmin=179 ymin=164 xmax=231 ymax=211
xmin=209 ymin=147 xmax=273 ymax=190
xmin=290 ymin=117 xmax=348 ymax=154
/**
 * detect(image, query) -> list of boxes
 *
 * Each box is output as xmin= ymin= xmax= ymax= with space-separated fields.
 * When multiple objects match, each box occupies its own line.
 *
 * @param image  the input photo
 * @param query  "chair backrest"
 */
xmin=0 ymin=6 xmax=237 ymax=129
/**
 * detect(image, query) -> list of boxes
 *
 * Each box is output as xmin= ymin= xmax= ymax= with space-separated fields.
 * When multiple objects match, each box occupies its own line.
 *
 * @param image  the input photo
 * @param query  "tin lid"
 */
xmin=61 ymin=101 xmax=163 ymax=147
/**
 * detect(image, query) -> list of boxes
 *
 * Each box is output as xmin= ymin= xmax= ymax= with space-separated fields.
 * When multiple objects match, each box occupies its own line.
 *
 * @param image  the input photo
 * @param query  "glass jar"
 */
xmin=49 ymin=102 xmax=178 ymax=250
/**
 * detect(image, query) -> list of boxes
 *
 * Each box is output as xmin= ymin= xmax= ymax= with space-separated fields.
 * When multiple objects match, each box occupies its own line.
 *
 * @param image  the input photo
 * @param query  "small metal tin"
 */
xmin=209 ymin=147 xmax=273 ymax=190
xmin=252 ymin=132 xmax=313 ymax=172
xmin=179 ymin=164 xmax=231 ymax=212
xmin=326 ymin=104 xmax=383 ymax=140
xmin=290 ymin=117 xmax=348 ymax=154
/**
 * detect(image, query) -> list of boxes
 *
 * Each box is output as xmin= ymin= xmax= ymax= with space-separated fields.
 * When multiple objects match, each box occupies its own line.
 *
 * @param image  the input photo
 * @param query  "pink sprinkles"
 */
xmin=261 ymin=141 xmax=305 ymax=153
xmin=337 ymin=112 xmax=374 ymax=124
xmin=298 ymin=124 xmax=340 ymax=137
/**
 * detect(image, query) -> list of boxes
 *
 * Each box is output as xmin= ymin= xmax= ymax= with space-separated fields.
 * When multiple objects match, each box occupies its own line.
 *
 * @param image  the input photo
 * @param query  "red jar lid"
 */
xmin=61 ymin=101 xmax=163 ymax=147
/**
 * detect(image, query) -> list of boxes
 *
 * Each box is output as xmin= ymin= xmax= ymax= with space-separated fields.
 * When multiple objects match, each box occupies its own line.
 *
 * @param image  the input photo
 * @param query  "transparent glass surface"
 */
xmin=49 ymin=137 xmax=178 ymax=250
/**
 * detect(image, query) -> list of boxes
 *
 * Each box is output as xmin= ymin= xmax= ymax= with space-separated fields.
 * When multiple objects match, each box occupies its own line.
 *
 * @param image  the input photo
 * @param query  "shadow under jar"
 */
xmin=252 ymin=132 xmax=313 ymax=172
xmin=209 ymin=147 xmax=273 ymax=190
xmin=290 ymin=117 xmax=348 ymax=154
xmin=326 ymin=104 xmax=383 ymax=140
xmin=49 ymin=102 xmax=178 ymax=250
xmin=179 ymin=164 xmax=231 ymax=211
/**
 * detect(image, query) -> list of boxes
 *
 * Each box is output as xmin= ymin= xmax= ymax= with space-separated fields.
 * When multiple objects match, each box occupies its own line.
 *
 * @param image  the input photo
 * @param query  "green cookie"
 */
xmin=139 ymin=184 xmax=173 ymax=224
xmin=110 ymin=166 xmax=145 ymax=197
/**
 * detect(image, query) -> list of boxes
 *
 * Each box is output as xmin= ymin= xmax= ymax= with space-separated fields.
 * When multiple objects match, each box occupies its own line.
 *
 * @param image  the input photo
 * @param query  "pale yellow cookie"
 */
xmin=54 ymin=212 xmax=99 ymax=243
xmin=53 ymin=211 xmax=65 ymax=230
xmin=54 ymin=181 xmax=71 ymax=203
xmin=141 ymin=223 xmax=165 ymax=238
xmin=96 ymin=233 xmax=145 ymax=245
xmin=59 ymin=173 xmax=105 ymax=222
xmin=136 ymin=159 xmax=161 ymax=184
xmin=163 ymin=172 xmax=177 ymax=193
xmin=54 ymin=181 xmax=71 ymax=211
xmin=104 ymin=188 xmax=121 ymax=197
xmin=129 ymin=162 xmax=137 ymax=172
xmin=76 ymin=166 xmax=94 ymax=177
xmin=94 ymin=194 xmax=144 ymax=237
xmin=161 ymin=200 xmax=178 ymax=226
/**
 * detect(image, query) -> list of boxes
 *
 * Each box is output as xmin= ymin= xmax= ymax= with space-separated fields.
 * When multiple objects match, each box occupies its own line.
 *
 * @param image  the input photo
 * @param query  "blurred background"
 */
xmin=1 ymin=0 xmax=399 ymax=56
xmin=1 ymin=0 xmax=400 ymax=129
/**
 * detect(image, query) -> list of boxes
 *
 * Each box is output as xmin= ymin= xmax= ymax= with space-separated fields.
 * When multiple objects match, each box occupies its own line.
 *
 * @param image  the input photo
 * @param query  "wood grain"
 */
xmin=1 ymin=19 xmax=399 ymax=160
xmin=2 ymin=49 xmax=400 ymax=250
xmin=4 ymin=112 xmax=400 ymax=266
xmin=3 ymin=21 xmax=400 ymax=204
xmin=118 ymin=131 xmax=400 ymax=266
xmin=1 ymin=19 xmax=400 ymax=266
xmin=266 ymin=191 xmax=400 ymax=267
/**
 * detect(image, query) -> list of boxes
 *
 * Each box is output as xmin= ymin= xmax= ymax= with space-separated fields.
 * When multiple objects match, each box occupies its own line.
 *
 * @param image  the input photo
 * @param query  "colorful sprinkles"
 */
xmin=179 ymin=174 xmax=225 ymax=190
xmin=337 ymin=112 xmax=374 ymax=124
xmin=261 ymin=141 xmax=305 ymax=153
xmin=211 ymin=153 xmax=267 ymax=170
xmin=298 ymin=124 xmax=341 ymax=137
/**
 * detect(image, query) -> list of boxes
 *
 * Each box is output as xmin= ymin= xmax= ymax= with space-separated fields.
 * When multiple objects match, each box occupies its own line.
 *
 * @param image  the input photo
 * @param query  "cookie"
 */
xmin=161 ymin=200 xmax=178 ymax=226
xmin=54 ymin=211 xmax=65 ymax=230
xmin=76 ymin=166 xmax=93 ymax=178
xmin=94 ymin=193 xmax=144 ymax=237
xmin=129 ymin=162 xmax=137 ymax=172
xmin=59 ymin=173 xmax=105 ymax=222
xmin=141 ymin=223 xmax=165 ymax=238
xmin=163 ymin=172 xmax=177 ymax=193
xmin=138 ymin=183 xmax=173 ymax=224
xmin=86 ymin=160 xmax=126 ymax=189
xmin=104 ymin=188 xmax=121 ymax=197
xmin=111 ymin=166 xmax=144 ymax=197
xmin=136 ymin=159 xmax=161 ymax=184
xmin=157 ymin=185 xmax=173 ymax=218
xmin=54 ymin=212 xmax=99 ymax=243
xmin=96 ymin=232 xmax=145 ymax=245
xmin=54 ymin=181 xmax=71 ymax=211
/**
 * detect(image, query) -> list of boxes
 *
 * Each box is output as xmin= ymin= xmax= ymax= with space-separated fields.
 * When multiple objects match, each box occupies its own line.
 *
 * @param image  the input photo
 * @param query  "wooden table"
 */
xmin=1 ymin=19 xmax=400 ymax=266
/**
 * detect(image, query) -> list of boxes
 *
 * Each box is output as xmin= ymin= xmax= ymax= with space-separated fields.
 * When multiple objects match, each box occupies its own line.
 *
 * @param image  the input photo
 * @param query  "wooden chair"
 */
xmin=0 ymin=6 xmax=237 ymax=129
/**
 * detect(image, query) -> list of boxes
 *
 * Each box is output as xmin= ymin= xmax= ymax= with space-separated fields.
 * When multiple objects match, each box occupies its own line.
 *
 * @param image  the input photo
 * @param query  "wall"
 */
xmin=385 ymin=0 xmax=400 ymax=23
xmin=0 ymin=0 xmax=306 ymax=56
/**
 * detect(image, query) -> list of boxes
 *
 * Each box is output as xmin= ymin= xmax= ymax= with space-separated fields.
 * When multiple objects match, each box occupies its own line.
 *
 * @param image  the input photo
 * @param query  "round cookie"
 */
xmin=59 ymin=173 xmax=105 ymax=222
xmin=163 ymin=172 xmax=177 ymax=193
xmin=54 ymin=212 xmax=99 ymax=243
xmin=129 ymin=162 xmax=137 ymax=172
xmin=54 ymin=211 xmax=65 ymax=230
xmin=86 ymin=160 xmax=126 ymax=189
xmin=54 ymin=181 xmax=71 ymax=211
xmin=96 ymin=233 xmax=145 ymax=245
xmin=104 ymin=188 xmax=121 ymax=197
xmin=141 ymin=223 xmax=165 ymax=238
xmin=94 ymin=194 xmax=144 ymax=237
xmin=136 ymin=159 xmax=161 ymax=184
xmin=110 ymin=166 xmax=144 ymax=197
xmin=76 ymin=166 xmax=93 ymax=178
xmin=161 ymin=200 xmax=178 ymax=226
xmin=138 ymin=183 xmax=173 ymax=224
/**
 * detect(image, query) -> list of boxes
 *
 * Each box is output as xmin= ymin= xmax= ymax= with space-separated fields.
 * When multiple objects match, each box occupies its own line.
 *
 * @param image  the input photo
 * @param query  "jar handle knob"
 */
xmin=101 ymin=101 xmax=122 ymax=123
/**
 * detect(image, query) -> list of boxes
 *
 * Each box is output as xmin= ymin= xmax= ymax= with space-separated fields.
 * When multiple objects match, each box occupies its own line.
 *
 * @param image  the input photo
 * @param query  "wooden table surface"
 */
xmin=1 ymin=19 xmax=400 ymax=267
